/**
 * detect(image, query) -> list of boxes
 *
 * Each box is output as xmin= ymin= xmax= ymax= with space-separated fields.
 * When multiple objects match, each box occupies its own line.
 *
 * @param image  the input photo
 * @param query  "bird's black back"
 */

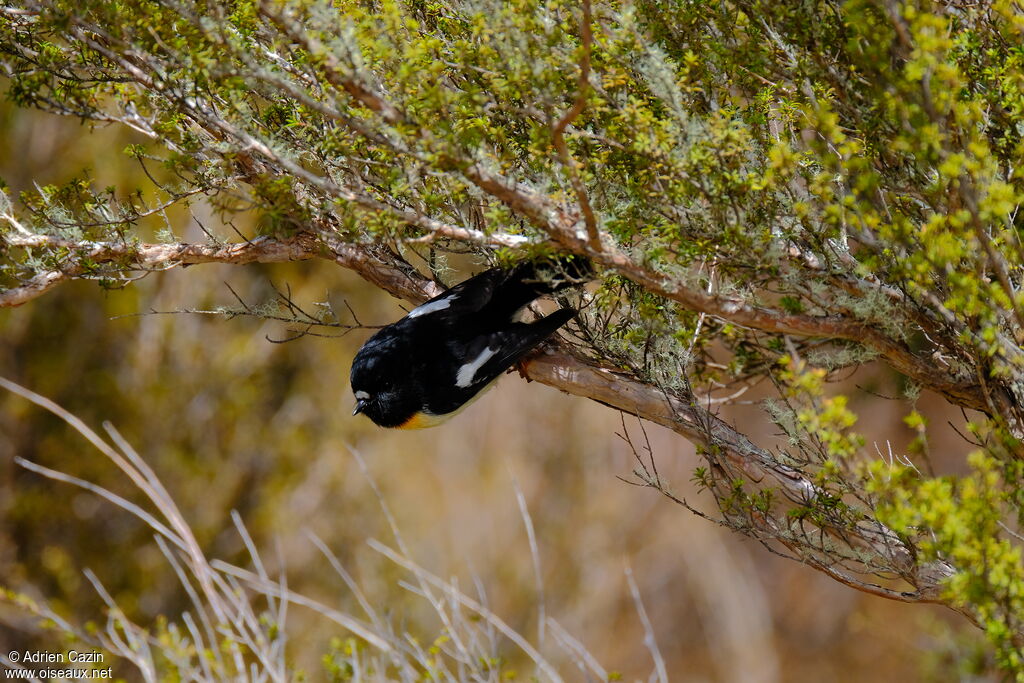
xmin=430 ymin=257 xmax=588 ymax=320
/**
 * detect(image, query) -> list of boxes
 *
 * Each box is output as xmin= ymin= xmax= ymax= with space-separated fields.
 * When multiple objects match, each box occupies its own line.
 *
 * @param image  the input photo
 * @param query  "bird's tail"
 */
xmin=504 ymin=255 xmax=592 ymax=304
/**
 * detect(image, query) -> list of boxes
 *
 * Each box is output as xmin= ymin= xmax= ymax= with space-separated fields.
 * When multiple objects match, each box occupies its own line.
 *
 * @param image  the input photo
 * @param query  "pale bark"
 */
xmin=0 ymin=234 xmax=316 ymax=307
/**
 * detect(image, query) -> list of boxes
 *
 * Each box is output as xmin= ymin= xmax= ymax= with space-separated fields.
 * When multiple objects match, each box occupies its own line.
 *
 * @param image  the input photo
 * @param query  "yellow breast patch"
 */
xmin=395 ymin=376 xmax=501 ymax=429
xmin=398 ymin=411 xmax=455 ymax=430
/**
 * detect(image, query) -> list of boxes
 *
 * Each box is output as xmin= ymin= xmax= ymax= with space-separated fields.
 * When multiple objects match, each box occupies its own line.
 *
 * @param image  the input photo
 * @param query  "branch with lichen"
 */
xmin=4 ymin=224 xmax=969 ymax=612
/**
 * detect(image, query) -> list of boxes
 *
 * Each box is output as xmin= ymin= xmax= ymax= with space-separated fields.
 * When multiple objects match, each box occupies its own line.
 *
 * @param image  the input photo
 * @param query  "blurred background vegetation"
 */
xmin=0 ymin=89 xmax=991 ymax=680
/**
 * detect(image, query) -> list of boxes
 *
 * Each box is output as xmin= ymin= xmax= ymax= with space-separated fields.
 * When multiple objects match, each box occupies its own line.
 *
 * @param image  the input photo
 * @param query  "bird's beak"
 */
xmin=353 ymin=399 xmax=367 ymax=416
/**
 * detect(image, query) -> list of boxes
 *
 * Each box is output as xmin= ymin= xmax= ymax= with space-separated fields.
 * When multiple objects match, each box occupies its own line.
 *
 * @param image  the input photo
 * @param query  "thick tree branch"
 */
xmin=0 ymin=234 xmax=318 ymax=307
xmin=521 ymin=351 xmax=955 ymax=603
xmin=584 ymin=249 xmax=989 ymax=412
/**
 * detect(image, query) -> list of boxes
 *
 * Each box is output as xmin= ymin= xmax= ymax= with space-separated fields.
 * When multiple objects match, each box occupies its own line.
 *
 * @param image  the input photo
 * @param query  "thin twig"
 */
xmin=551 ymin=0 xmax=598 ymax=248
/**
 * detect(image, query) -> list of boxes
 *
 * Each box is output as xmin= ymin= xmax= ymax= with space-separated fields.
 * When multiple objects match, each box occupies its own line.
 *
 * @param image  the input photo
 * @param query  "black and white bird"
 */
xmin=350 ymin=258 xmax=589 ymax=428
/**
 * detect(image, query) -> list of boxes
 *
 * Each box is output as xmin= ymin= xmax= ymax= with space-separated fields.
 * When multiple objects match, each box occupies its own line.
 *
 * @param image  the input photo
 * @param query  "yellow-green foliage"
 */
xmin=868 ymin=444 xmax=1024 ymax=673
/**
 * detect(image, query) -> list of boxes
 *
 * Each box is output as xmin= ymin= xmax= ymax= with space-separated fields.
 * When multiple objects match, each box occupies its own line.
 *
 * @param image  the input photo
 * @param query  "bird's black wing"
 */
xmin=403 ymin=267 xmax=506 ymax=320
xmin=447 ymin=308 xmax=576 ymax=393
xmin=405 ymin=258 xmax=590 ymax=321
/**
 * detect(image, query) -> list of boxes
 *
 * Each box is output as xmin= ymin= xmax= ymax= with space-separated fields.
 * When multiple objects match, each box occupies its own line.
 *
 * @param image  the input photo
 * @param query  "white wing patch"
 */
xmin=407 ymin=293 xmax=457 ymax=318
xmin=456 ymin=347 xmax=498 ymax=388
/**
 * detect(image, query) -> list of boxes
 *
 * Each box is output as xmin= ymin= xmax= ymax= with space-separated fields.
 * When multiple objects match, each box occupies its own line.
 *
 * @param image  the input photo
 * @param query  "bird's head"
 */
xmin=350 ymin=341 xmax=420 ymax=428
